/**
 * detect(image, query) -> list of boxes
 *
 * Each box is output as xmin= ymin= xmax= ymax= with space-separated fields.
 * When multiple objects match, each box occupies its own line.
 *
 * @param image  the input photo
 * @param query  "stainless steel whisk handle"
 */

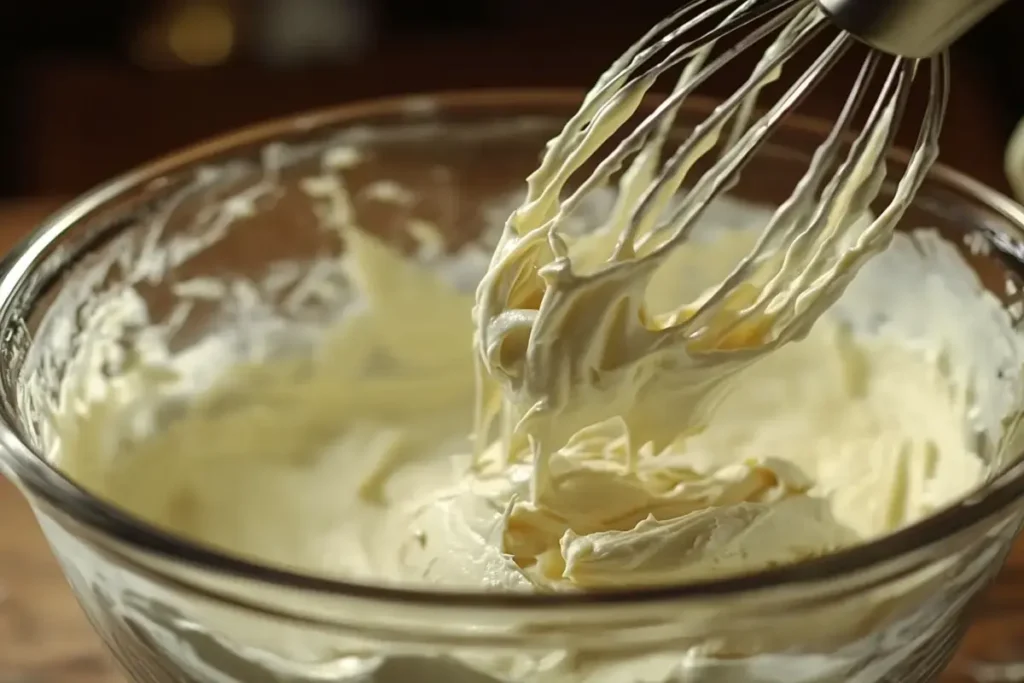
xmin=816 ymin=0 xmax=1011 ymax=58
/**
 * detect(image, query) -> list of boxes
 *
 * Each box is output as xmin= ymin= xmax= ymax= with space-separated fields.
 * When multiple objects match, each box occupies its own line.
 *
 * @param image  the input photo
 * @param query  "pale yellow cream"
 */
xmin=49 ymin=200 xmax=1001 ymax=591
xmin=40 ymin=0 xmax=999 ymax=601
xmin=29 ymin=6 xmax=1023 ymax=677
xmin=469 ymin=7 xmax=934 ymax=590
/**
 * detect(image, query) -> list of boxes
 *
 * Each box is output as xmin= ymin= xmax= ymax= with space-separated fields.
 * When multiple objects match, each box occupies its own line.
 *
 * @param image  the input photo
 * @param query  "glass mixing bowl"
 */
xmin=3 ymin=91 xmax=1024 ymax=683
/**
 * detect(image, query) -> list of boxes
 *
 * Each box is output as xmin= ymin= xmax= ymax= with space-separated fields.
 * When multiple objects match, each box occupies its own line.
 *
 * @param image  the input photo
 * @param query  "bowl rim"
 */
xmin=4 ymin=87 xmax=1024 ymax=611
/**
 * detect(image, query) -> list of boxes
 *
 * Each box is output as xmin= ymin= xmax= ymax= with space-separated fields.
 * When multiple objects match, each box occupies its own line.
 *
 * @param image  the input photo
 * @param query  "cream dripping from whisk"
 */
xmin=473 ymin=3 xmax=947 ymax=580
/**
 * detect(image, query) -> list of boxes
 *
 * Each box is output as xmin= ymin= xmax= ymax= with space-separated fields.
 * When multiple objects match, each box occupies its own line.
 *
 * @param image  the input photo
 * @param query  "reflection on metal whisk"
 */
xmin=474 ymin=0 xmax=1007 ymax=455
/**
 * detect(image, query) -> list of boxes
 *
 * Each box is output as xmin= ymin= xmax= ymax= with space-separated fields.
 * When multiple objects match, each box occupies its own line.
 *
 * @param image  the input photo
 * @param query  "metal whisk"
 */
xmin=474 ymin=0 xmax=1008 ymax=454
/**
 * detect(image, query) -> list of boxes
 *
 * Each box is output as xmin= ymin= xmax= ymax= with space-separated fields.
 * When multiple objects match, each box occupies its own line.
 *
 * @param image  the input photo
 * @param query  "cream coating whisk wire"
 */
xmin=473 ymin=0 xmax=955 ymax=466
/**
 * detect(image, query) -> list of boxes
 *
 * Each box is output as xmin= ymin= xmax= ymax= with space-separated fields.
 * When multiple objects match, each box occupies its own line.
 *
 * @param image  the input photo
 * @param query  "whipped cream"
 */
xmin=48 ymin=192 xmax=1007 ymax=590
xmin=17 ymin=0 xmax=1003 ymax=675
xmin=428 ymin=215 xmax=1000 ymax=591
xmin=34 ymin=172 xmax=1024 ymax=681
xmin=26 ymin=22 xmax=1019 ymax=670
xmin=470 ymin=9 xmax=940 ymax=589
xmin=35 ymin=0 xmax=986 ymax=602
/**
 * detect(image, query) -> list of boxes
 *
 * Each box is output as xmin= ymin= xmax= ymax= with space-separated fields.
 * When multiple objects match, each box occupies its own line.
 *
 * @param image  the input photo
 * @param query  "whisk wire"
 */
xmin=480 ymin=0 xmax=954 ymax=385
xmin=601 ymin=6 xmax=826 ymax=258
xmin=685 ymin=42 xmax=880 ymax=334
xmin=517 ymin=0 xmax=743 ymax=214
xmin=791 ymin=62 xmax=916 ymax=279
xmin=641 ymin=24 xmax=848 ymax=258
xmin=697 ymin=59 xmax=909 ymax=343
xmin=522 ymin=0 xmax=808 ymax=239
xmin=783 ymin=55 xmax=950 ymax=331
xmin=767 ymin=59 xmax=910 ymax=287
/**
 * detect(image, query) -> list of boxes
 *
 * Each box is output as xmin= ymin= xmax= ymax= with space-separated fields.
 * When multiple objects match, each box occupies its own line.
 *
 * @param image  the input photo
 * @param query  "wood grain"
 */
xmin=3 ymin=195 xmax=1024 ymax=682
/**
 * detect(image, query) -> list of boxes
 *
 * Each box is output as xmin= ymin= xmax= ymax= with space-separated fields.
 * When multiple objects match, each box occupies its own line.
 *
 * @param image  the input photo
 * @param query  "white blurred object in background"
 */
xmin=255 ymin=0 xmax=374 ymax=66
xmin=131 ymin=0 xmax=375 ymax=70
xmin=1006 ymin=118 xmax=1024 ymax=202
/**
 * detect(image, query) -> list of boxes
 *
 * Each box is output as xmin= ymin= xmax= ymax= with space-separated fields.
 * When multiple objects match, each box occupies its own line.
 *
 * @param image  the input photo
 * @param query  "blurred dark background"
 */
xmin=0 ymin=0 xmax=1022 ymax=200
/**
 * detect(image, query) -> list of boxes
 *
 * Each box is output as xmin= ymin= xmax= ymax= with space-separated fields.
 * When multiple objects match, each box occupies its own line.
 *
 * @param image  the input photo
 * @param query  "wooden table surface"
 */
xmin=2 ymin=199 xmax=1024 ymax=682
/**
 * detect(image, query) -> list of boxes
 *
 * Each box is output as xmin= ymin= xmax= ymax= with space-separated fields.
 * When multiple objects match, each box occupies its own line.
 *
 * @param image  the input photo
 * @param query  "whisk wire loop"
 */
xmin=477 ymin=0 xmax=953 ymax=395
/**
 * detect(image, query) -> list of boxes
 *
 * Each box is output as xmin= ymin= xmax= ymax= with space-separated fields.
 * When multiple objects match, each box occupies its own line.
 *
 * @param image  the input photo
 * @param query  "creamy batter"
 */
xmin=22 ymin=9 xmax=1024 ymax=680
xmin=29 ymin=163 xmax=1024 ymax=683
xmin=33 ymin=0 xmax=1000 ymax=600
xmin=48 ymin=193 xmax=1008 ymax=592
xmin=467 ymin=5 xmax=946 ymax=592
